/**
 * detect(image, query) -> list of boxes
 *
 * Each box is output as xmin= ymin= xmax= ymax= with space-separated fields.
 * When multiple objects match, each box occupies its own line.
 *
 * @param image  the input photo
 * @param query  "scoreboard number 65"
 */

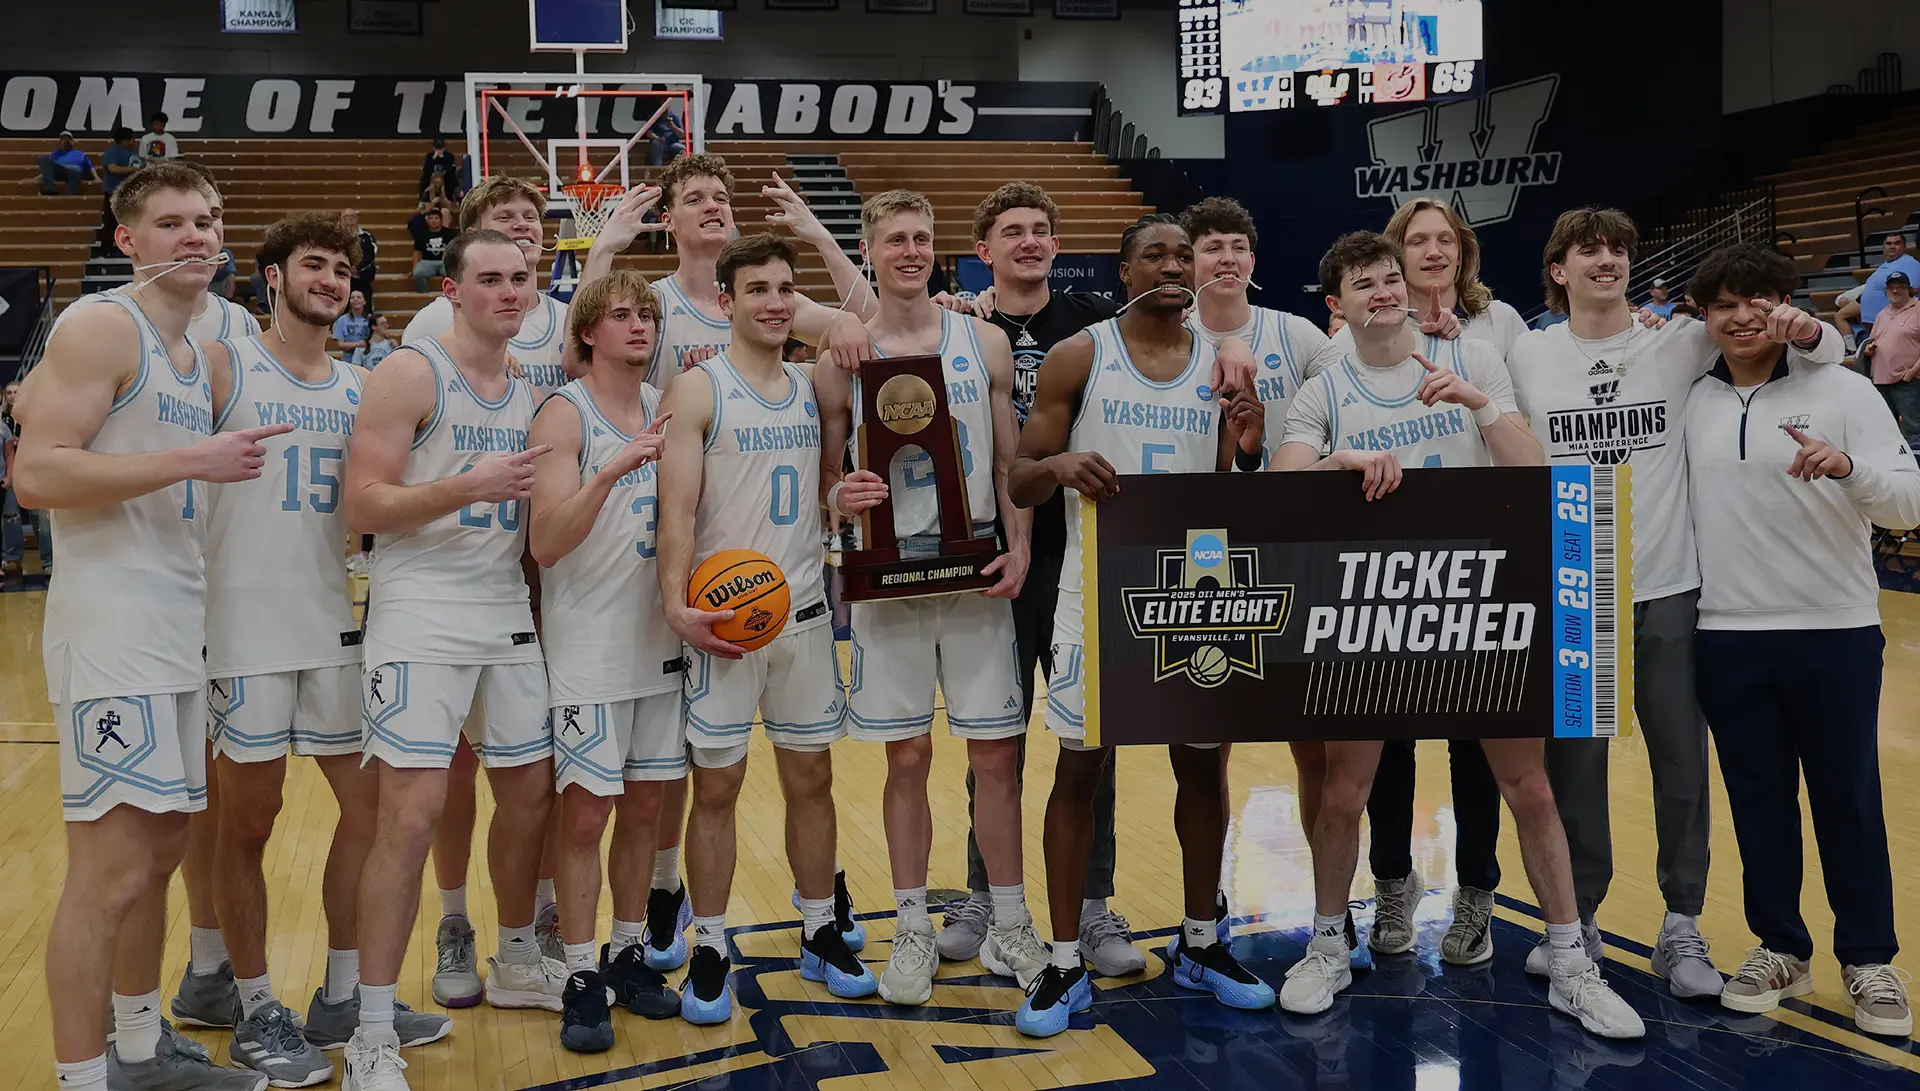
xmin=1430 ymin=60 xmax=1477 ymax=95
xmin=1183 ymin=77 xmax=1223 ymax=111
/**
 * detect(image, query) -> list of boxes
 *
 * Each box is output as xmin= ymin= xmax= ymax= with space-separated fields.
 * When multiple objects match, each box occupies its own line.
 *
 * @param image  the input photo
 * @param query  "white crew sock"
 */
xmin=1181 ymin=917 xmax=1217 ymax=950
xmin=1049 ymin=940 xmax=1081 ymax=970
xmin=499 ymin=924 xmax=537 ymax=965
xmin=1312 ymin=912 xmax=1348 ymax=949
xmin=54 ymin=1055 xmax=108 ymax=1091
xmin=563 ymin=941 xmax=597 ymax=974
xmin=895 ymin=887 xmax=929 ymax=930
xmin=990 ymin=884 xmax=1027 ymax=930
xmin=324 ymin=948 xmax=360 ymax=1004
xmin=693 ymin=914 xmax=727 ymax=956
xmin=236 ymin=972 xmax=274 ymax=1018
xmin=653 ymin=847 xmax=683 ymax=893
xmin=438 ymin=886 xmax=468 ymax=919
xmin=536 ymin=878 xmax=557 ymax=911
xmin=798 ymin=895 xmax=834 ymax=939
xmin=1546 ymin=920 xmax=1588 ymax=973
xmin=111 ymin=991 xmax=162 ymax=1063
xmin=188 ymin=926 xmax=228 ymax=976
xmin=611 ymin=918 xmax=645 ymax=957
xmin=357 ymin=982 xmax=396 ymax=1036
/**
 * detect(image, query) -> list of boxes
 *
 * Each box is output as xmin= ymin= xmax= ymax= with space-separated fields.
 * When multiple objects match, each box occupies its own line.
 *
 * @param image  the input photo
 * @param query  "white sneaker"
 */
xmin=1279 ymin=935 xmax=1353 ymax=1015
xmin=936 ymin=895 xmax=991 ymax=962
xmin=1550 ymin=957 xmax=1646 ymax=1039
xmin=980 ymin=916 xmax=1051 ymax=989
xmin=342 ymin=1029 xmax=409 ymax=1091
xmin=1078 ymin=907 xmax=1148 ymax=977
xmin=484 ymin=955 xmax=567 ymax=1012
xmin=1525 ymin=918 xmax=1603 ymax=977
xmin=878 ymin=921 xmax=938 ymax=1006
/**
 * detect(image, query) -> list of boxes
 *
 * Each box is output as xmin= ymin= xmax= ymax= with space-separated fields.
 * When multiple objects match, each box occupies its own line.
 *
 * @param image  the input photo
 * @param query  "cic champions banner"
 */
xmin=1083 ymin=465 xmax=1632 ymax=746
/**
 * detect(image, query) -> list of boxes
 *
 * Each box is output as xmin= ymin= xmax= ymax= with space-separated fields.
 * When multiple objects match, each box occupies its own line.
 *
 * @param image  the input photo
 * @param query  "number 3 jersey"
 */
xmin=203 ymin=337 xmax=364 ymax=678
xmin=1056 ymin=319 xmax=1218 ymax=643
xmin=692 ymin=354 xmax=827 ymax=628
xmin=366 ymin=337 xmax=541 ymax=666
xmin=539 ymin=380 xmax=680 ymax=704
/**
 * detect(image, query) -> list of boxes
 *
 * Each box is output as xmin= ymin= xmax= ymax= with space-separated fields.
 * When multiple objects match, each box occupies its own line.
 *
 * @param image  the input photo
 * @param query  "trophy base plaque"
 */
xmin=841 ymin=537 xmax=1000 ymax=602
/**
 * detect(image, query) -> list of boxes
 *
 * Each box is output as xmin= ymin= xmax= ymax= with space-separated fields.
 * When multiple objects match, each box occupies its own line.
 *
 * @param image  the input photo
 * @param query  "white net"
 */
xmin=556 ymin=183 xmax=626 ymax=251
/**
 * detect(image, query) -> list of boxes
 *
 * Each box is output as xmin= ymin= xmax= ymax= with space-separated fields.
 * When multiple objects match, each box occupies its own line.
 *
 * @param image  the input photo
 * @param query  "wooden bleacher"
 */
xmin=1 ymin=136 xmax=1150 ymax=331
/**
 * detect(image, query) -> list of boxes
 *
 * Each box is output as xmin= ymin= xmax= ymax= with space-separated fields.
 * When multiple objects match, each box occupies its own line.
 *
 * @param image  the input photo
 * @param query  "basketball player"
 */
xmin=1510 ymin=209 xmax=1841 ymax=998
xmin=1306 ymin=198 xmax=1510 ymax=967
xmin=527 ymin=269 xmax=683 ymax=1053
xmin=19 ymin=162 xmax=289 ymax=1091
xmin=946 ymin=182 xmax=1138 ymax=976
xmin=1684 ymin=242 xmax=1913 ymax=1036
xmin=812 ymin=191 xmax=1043 ymax=1003
xmin=1007 ymin=214 xmax=1272 ymax=1038
xmin=1180 ymin=197 xmax=1330 ymax=465
xmin=1271 ymin=231 xmax=1643 ymax=1039
xmin=198 ymin=215 xmax=448 ymax=1084
xmin=341 ymin=230 xmax=562 ymax=1090
xmin=656 ymin=232 xmax=877 ymax=1024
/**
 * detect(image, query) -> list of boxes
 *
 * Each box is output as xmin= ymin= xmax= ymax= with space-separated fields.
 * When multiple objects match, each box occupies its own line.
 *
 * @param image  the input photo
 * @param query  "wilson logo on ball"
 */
xmin=702 ymin=569 xmax=780 ymax=609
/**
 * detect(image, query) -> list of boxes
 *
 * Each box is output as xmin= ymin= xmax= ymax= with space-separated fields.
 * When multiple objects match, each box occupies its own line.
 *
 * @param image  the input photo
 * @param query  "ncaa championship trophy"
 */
xmin=840 ymin=354 xmax=1001 ymax=601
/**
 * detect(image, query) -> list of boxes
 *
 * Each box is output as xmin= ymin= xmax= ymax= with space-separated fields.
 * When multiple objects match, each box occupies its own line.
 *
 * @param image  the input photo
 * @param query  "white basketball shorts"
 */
xmin=684 ymin=621 xmax=845 ymax=763
xmin=362 ymin=661 xmax=551 ymax=770
xmin=210 ymin=665 xmax=361 ymax=763
xmin=552 ymin=692 xmax=689 ymax=794
xmin=847 ymin=593 xmax=1024 ymax=742
xmin=58 ymin=689 xmax=209 ymax=822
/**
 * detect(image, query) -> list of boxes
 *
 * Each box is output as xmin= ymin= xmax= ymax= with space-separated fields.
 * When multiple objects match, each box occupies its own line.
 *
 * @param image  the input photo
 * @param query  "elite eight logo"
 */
xmin=1121 ymin=529 xmax=1292 ymax=688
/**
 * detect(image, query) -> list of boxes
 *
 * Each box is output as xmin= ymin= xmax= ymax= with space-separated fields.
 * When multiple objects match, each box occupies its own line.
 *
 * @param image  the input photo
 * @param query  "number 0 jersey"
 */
xmin=204 ymin=337 xmax=364 ymax=676
xmin=692 ymin=354 xmax=827 ymax=629
xmin=365 ymin=338 xmax=541 ymax=666
xmin=540 ymin=380 xmax=680 ymax=702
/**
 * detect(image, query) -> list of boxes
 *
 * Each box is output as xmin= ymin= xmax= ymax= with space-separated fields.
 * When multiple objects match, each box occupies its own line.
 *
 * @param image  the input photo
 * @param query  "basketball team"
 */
xmin=21 ymin=148 xmax=1916 ymax=1091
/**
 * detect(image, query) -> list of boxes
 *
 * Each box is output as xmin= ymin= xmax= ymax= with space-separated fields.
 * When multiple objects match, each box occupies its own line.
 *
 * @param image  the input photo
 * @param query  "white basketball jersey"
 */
xmin=1056 ymin=320 xmax=1218 ymax=637
xmin=1292 ymin=336 xmax=1495 ymax=469
xmin=853 ymin=309 xmax=997 ymax=547
xmin=692 ymin=354 xmax=827 ymax=629
xmin=54 ymin=288 xmax=260 ymax=346
xmin=203 ymin=337 xmax=363 ymax=677
xmin=403 ymin=293 xmax=570 ymax=398
xmin=652 ymin=275 xmax=731 ymax=388
xmin=1190 ymin=305 xmax=1327 ymax=467
xmin=365 ymin=338 xmax=542 ymax=666
xmin=540 ymin=380 xmax=681 ymax=703
xmin=43 ymin=294 xmax=214 ymax=702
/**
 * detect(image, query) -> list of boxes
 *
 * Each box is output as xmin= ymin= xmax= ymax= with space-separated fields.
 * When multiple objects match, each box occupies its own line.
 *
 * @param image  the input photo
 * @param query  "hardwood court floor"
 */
xmin=3 ymin=585 xmax=1920 ymax=1089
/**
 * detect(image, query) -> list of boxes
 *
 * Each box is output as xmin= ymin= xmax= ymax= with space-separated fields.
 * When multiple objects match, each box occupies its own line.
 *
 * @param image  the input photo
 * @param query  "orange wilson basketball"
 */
xmin=688 ymin=549 xmax=790 ymax=652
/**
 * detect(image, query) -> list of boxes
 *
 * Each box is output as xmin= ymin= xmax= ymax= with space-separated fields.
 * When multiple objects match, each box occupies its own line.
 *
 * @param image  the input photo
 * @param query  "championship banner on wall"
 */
xmin=1083 ymin=465 xmax=1632 ymax=746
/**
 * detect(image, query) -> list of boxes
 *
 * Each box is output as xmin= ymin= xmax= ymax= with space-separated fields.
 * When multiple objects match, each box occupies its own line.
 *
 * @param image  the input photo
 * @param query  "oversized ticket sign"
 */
xmin=1082 ymin=465 xmax=1633 ymax=746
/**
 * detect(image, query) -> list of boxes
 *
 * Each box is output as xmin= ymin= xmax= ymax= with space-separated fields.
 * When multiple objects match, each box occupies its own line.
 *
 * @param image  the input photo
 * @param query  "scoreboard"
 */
xmin=1178 ymin=0 xmax=1484 ymax=115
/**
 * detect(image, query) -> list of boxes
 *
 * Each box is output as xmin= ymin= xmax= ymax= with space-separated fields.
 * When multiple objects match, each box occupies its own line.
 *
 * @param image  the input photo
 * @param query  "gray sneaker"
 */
xmin=1843 ymin=963 xmax=1913 ymax=1037
xmin=1368 ymin=871 xmax=1421 ymax=955
xmin=227 ymin=1000 xmax=332 ymax=1088
xmin=1079 ymin=907 xmax=1147 ymax=977
xmin=1525 ymin=917 xmax=1603 ymax=977
xmin=303 ymin=988 xmax=453 ymax=1051
xmin=170 ymin=962 xmax=242 ymax=1029
xmin=1440 ymin=887 xmax=1495 ymax=966
xmin=935 ymin=895 xmax=990 ymax=962
xmin=432 ymin=916 xmax=484 ymax=1008
xmin=109 ymin=1030 xmax=270 ymax=1091
xmin=1652 ymin=918 xmax=1724 ymax=999
xmin=536 ymin=902 xmax=564 ymax=963
xmin=159 ymin=1019 xmax=212 ymax=1063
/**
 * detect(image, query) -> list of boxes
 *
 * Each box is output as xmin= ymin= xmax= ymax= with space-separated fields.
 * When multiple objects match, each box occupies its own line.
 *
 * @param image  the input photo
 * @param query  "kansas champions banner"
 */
xmin=1083 ymin=465 xmax=1632 ymax=746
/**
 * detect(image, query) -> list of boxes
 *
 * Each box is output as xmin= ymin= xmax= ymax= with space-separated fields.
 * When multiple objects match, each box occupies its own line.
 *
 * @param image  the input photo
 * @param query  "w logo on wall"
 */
xmin=1354 ymin=75 xmax=1562 ymax=227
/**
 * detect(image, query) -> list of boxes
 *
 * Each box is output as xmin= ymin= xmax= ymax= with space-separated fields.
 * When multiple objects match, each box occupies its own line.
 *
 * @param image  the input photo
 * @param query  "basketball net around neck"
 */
xmin=132 ymin=251 xmax=229 ymax=289
xmin=1114 ymin=274 xmax=1262 ymax=318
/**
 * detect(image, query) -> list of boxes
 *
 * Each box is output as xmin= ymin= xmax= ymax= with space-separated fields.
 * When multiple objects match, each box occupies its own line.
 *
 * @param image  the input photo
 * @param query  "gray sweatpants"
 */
xmin=1544 ymin=588 xmax=1712 ymax=918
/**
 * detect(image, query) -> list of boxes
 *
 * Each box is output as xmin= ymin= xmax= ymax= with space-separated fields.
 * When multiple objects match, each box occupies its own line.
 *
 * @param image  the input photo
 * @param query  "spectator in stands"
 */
xmin=364 ymin=313 xmax=397 ymax=367
xmin=341 ymin=207 xmax=379 ymax=306
xmin=37 ymin=131 xmax=95 ymax=195
xmin=410 ymin=206 xmax=455 ymax=290
xmin=332 ymin=290 xmax=373 ymax=361
xmin=648 ymin=109 xmax=686 ymax=166
xmin=1864 ymin=271 xmax=1920 ymax=443
xmin=420 ymin=136 xmax=459 ymax=198
xmin=1861 ymin=233 xmax=1920 ymax=325
xmin=1644 ymin=277 xmax=1677 ymax=318
xmin=139 ymin=113 xmax=178 ymax=162
xmin=418 ymin=173 xmax=457 ymax=220
xmin=98 ymin=126 xmax=143 ymax=253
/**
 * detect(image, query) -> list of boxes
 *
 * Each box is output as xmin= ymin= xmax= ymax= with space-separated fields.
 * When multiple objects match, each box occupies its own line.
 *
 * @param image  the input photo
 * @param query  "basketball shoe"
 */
xmin=642 ymin=885 xmax=691 ymax=971
xmin=680 ymin=946 xmax=733 ymax=1025
xmin=937 ymin=894 xmax=991 ymax=961
xmin=485 ymin=954 xmax=567 ymax=1011
xmin=1526 ymin=917 xmax=1602 ymax=976
xmin=227 ymin=998 xmax=332 ymax=1087
xmin=601 ymin=943 xmax=679 ymax=1017
xmin=1368 ymin=871 xmax=1421 ymax=955
xmin=800 ymin=923 xmax=878 ymax=998
xmin=341 ymin=1029 xmax=408 ymax=1091
xmin=1549 ymin=957 xmax=1645 ymax=1039
xmin=559 ymin=970 xmax=615 ymax=1054
xmin=1078 ymin=904 xmax=1147 ymax=977
xmin=109 ymin=1031 xmax=268 ymax=1091
xmin=981 ymin=914 xmax=1050 ymax=988
xmin=169 ymin=961 xmax=241 ymax=1028
xmin=1280 ymin=934 xmax=1354 ymax=1015
xmin=1015 ymin=964 xmax=1093 ymax=1039
xmin=536 ymin=902 xmax=564 ymax=963
xmin=1440 ymin=887 xmax=1495 ymax=965
xmin=303 ymin=989 xmax=452 ymax=1050
xmin=432 ymin=915 xmax=484 ymax=1007
xmin=878 ymin=919 xmax=938 ymax=1006
xmin=791 ymin=870 xmax=866 ymax=952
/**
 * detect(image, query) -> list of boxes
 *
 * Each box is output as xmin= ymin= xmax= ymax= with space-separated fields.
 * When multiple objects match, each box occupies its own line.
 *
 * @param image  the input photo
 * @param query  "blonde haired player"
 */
xmin=527 ymin=269 xmax=683 ymax=1053
xmin=18 ymin=162 xmax=290 ymax=1091
xmin=813 ymin=190 xmax=1045 ymax=1004
xmin=655 ymin=232 xmax=876 ymax=1025
xmin=342 ymin=230 xmax=562 ymax=1091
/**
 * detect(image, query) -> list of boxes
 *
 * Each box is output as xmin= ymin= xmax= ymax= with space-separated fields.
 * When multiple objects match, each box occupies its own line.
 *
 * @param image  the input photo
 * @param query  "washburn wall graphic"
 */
xmin=1086 ymin=466 xmax=1624 ymax=747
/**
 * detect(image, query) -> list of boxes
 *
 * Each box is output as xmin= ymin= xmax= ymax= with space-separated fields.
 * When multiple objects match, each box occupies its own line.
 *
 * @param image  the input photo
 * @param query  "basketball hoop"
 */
xmin=556 ymin=182 xmax=626 ymax=251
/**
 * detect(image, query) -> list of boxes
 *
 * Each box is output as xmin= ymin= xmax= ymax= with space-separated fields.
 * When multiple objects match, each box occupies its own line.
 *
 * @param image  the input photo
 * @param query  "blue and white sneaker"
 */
xmin=679 ymin=946 xmax=733 ymax=1025
xmin=643 ymin=886 xmax=691 ymax=971
xmin=1015 ymin=965 xmax=1094 ymax=1038
xmin=1168 ymin=934 xmax=1276 ymax=1010
xmin=1214 ymin=890 xmax=1233 ymax=944
xmin=791 ymin=871 xmax=866 ymax=953
xmin=800 ymin=924 xmax=878 ymax=998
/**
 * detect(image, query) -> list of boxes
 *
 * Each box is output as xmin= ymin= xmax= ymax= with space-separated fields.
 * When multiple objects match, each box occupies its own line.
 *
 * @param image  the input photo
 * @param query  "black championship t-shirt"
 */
xmin=987 ymin=290 xmax=1120 ymax=563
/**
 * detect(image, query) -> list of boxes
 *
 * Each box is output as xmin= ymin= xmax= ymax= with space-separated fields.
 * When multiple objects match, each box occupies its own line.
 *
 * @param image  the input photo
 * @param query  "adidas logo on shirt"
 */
xmin=1003 ymin=695 xmax=1018 ymax=710
xmin=1104 ymin=361 xmax=1122 ymax=372
xmin=673 ymin=306 xmax=688 ymax=315
xmin=448 ymin=379 xmax=460 ymax=392
xmin=727 ymin=388 xmax=746 ymax=399
xmin=1588 ymin=361 xmax=1612 ymax=375
xmin=250 ymin=362 xmax=270 ymax=373
xmin=1341 ymin=392 xmax=1359 ymax=407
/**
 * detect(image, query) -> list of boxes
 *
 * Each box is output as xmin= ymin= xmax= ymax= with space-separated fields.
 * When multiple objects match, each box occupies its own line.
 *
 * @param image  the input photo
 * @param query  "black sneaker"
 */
xmin=1171 ymin=938 xmax=1277 ymax=1009
xmin=600 ymin=943 xmax=679 ymax=1018
xmin=680 ymin=946 xmax=733 ymax=1025
xmin=643 ymin=886 xmax=690 ymax=969
xmin=800 ymin=922 xmax=879 ymax=997
xmin=833 ymin=870 xmax=868 ymax=951
xmin=559 ymin=970 xmax=614 ymax=1054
